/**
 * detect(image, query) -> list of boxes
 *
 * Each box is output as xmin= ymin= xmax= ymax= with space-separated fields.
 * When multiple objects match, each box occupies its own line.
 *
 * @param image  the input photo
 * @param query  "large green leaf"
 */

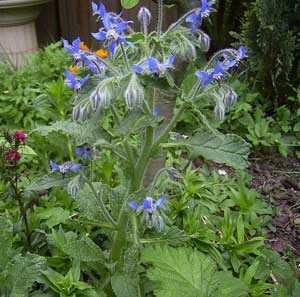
xmin=187 ymin=131 xmax=251 ymax=169
xmin=142 ymin=245 xmax=248 ymax=297
xmin=116 ymin=110 xmax=160 ymax=136
xmin=25 ymin=174 xmax=70 ymax=191
xmin=121 ymin=0 xmax=139 ymax=9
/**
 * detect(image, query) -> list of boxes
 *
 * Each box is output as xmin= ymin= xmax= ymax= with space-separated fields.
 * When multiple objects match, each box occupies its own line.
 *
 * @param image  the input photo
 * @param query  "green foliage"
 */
xmin=111 ymin=273 xmax=140 ymax=297
xmin=39 ymin=262 xmax=103 ymax=297
xmin=142 ymin=245 xmax=249 ymax=297
xmin=222 ymin=79 xmax=290 ymax=156
xmin=241 ymin=0 xmax=300 ymax=105
xmin=0 ymin=42 xmax=70 ymax=129
xmin=47 ymin=227 xmax=105 ymax=264
xmin=0 ymin=214 xmax=44 ymax=297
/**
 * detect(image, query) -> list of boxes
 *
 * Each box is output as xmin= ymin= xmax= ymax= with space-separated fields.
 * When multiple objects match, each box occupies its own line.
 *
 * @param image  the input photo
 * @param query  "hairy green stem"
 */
xmin=163 ymin=8 xmax=198 ymax=35
xmin=157 ymin=0 xmax=164 ymax=38
xmin=152 ymin=103 xmax=185 ymax=152
xmin=130 ymin=213 xmax=139 ymax=247
xmin=12 ymin=164 xmax=31 ymax=249
xmin=120 ymin=44 xmax=130 ymax=71
xmin=66 ymin=135 xmax=74 ymax=162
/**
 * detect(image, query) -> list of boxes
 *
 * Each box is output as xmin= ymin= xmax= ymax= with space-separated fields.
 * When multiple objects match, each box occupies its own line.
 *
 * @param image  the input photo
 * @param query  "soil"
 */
xmin=248 ymin=153 xmax=300 ymax=256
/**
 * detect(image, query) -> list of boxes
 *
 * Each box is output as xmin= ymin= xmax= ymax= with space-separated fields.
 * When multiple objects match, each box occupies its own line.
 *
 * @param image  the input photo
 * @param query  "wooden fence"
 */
xmin=36 ymin=0 xmax=180 ymax=47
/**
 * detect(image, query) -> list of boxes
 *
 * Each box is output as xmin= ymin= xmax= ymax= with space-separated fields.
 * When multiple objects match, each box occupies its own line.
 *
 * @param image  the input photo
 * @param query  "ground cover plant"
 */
xmin=0 ymin=0 xmax=300 ymax=296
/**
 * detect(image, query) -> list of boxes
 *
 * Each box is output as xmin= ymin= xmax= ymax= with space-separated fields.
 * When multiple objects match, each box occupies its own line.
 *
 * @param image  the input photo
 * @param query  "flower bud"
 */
xmin=224 ymin=87 xmax=238 ymax=107
xmin=67 ymin=175 xmax=81 ymax=197
xmin=137 ymin=6 xmax=152 ymax=32
xmin=124 ymin=75 xmax=145 ymax=109
xmin=90 ymin=84 xmax=113 ymax=111
xmin=198 ymin=31 xmax=211 ymax=52
xmin=214 ymin=92 xmax=226 ymax=121
xmin=72 ymin=103 xmax=90 ymax=121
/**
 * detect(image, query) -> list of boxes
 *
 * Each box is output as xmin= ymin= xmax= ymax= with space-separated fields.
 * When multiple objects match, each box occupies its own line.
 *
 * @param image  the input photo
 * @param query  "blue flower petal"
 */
xmin=92 ymin=31 xmax=107 ymax=41
xmin=69 ymin=163 xmax=81 ymax=171
xmin=50 ymin=161 xmax=60 ymax=171
xmin=128 ymin=201 xmax=139 ymax=210
xmin=155 ymin=196 xmax=167 ymax=208
xmin=143 ymin=197 xmax=153 ymax=212
xmin=108 ymin=41 xmax=117 ymax=55
xmin=75 ymin=147 xmax=84 ymax=156
xmin=131 ymin=65 xmax=144 ymax=73
xmin=153 ymin=106 xmax=160 ymax=116
xmin=147 ymin=57 xmax=159 ymax=72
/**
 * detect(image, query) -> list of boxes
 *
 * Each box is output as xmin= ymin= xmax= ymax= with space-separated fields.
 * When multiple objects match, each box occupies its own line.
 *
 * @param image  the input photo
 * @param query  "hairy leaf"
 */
xmin=188 ymin=131 xmax=250 ymax=169
xmin=142 ymin=245 xmax=248 ymax=297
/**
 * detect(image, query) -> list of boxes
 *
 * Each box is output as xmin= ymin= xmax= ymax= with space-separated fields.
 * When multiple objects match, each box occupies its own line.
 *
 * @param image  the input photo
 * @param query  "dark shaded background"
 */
xmin=36 ymin=0 xmax=179 ymax=48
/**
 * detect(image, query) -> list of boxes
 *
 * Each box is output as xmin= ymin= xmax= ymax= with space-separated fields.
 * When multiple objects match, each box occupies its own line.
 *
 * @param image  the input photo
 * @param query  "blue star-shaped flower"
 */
xmin=132 ymin=55 xmax=175 ymax=77
xmin=64 ymin=70 xmax=89 ymax=91
xmin=92 ymin=13 xmax=133 ymax=55
xmin=50 ymin=161 xmax=81 ymax=178
xmin=128 ymin=196 xmax=167 ymax=231
xmin=75 ymin=146 xmax=94 ymax=160
xmin=195 ymin=60 xmax=228 ymax=87
xmin=128 ymin=196 xmax=166 ymax=213
xmin=62 ymin=37 xmax=88 ymax=62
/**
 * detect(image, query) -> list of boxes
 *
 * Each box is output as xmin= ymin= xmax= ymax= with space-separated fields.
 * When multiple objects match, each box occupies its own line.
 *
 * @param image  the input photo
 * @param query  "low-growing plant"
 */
xmin=0 ymin=42 xmax=71 ymax=129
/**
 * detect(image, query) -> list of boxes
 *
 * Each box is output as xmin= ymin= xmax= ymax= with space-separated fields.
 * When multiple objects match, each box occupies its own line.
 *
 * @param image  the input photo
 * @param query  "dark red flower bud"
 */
xmin=4 ymin=149 xmax=21 ymax=162
xmin=13 ymin=130 xmax=27 ymax=142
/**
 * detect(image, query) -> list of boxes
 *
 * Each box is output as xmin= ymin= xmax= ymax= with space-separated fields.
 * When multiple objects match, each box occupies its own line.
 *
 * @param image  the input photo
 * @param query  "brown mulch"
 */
xmin=248 ymin=154 xmax=300 ymax=256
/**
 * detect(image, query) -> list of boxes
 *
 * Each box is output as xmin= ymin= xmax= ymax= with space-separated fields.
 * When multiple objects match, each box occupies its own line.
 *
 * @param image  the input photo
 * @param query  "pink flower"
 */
xmin=4 ymin=149 xmax=21 ymax=162
xmin=13 ymin=130 xmax=27 ymax=142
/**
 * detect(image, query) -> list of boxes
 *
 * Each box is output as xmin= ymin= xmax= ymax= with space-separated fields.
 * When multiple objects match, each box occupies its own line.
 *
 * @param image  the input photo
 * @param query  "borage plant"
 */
xmin=35 ymin=0 xmax=251 ymax=295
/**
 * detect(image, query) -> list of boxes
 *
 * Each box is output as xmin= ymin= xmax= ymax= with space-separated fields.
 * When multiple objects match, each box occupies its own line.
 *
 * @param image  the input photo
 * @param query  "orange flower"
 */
xmin=80 ymin=41 xmax=89 ymax=51
xmin=69 ymin=65 xmax=78 ymax=74
xmin=94 ymin=48 xmax=109 ymax=59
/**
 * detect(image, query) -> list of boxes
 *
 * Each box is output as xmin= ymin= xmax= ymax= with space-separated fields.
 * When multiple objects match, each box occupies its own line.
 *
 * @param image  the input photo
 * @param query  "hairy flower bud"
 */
xmin=90 ymin=83 xmax=113 ymax=111
xmin=214 ymin=92 xmax=226 ymax=121
xmin=137 ymin=6 xmax=151 ymax=34
xmin=72 ymin=103 xmax=90 ymax=121
xmin=124 ymin=75 xmax=145 ymax=109
xmin=67 ymin=175 xmax=81 ymax=197
xmin=224 ymin=87 xmax=238 ymax=107
xmin=137 ymin=6 xmax=151 ymax=25
xmin=198 ymin=31 xmax=211 ymax=52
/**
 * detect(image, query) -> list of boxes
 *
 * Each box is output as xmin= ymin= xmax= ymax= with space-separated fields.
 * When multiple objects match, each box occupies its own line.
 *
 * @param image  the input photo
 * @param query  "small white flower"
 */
xmin=218 ymin=169 xmax=227 ymax=176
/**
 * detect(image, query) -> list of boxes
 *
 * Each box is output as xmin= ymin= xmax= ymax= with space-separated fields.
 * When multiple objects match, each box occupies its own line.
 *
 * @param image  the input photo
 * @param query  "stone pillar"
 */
xmin=0 ymin=0 xmax=50 ymax=67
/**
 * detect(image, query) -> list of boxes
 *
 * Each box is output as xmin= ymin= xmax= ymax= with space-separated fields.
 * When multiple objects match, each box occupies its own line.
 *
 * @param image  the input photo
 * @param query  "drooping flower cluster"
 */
xmin=195 ymin=46 xmax=247 ymax=87
xmin=128 ymin=196 xmax=167 ymax=231
xmin=2 ymin=130 xmax=27 ymax=163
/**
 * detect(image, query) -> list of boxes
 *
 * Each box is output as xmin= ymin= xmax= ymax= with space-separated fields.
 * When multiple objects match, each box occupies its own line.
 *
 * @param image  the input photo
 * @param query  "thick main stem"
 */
xmin=110 ymin=103 xmax=186 ymax=264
